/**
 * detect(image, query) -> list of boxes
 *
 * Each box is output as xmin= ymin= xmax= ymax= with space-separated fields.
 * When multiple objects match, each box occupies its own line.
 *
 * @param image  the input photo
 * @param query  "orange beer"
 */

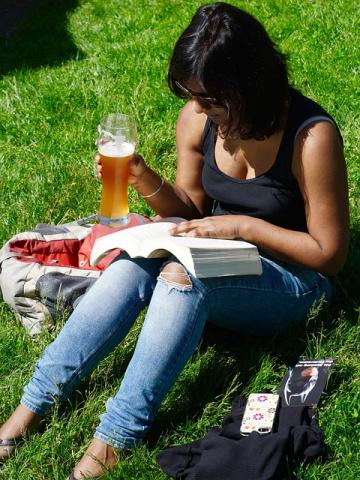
xmin=98 ymin=142 xmax=134 ymax=223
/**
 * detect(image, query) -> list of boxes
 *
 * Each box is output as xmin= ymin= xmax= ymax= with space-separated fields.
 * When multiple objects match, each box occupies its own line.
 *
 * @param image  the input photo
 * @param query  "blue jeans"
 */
xmin=21 ymin=253 xmax=331 ymax=449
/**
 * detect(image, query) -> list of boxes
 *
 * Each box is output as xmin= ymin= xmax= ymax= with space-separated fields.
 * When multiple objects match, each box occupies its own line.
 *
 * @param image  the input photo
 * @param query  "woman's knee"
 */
xmin=158 ymin=262 xmax=192 ymax=289
xmin=105 ymin=254 xmax=160 ymax=282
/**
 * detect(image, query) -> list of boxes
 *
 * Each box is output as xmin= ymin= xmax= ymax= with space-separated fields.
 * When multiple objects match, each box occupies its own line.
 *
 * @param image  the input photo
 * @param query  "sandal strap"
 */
xmin=67 ymin=473 xmax=100 ymax=480
xmin=0 ymin=438 xmax=19 ymax=447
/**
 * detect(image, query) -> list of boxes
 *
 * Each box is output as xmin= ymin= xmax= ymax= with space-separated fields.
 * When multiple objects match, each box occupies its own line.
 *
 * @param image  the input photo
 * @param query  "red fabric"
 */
xmin=10 ymin=213 xmax=151 ymax=271
xmin=10 ymin=239 xmax=83 ymax=268
xmin=78 ymin=213 xmax=151 ymax=270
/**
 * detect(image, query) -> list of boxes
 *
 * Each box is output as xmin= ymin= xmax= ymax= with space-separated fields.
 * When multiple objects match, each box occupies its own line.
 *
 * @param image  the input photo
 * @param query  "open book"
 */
xmin=90 ymin=218 xmax=262 ymax=278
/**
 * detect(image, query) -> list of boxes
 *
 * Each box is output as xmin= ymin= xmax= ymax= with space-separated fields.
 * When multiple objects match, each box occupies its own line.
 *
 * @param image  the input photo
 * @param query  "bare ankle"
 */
xmin=73 ymin=438 xmax=119 ymax=479
xmin=0 ymin=405 xmax=43 ymax=440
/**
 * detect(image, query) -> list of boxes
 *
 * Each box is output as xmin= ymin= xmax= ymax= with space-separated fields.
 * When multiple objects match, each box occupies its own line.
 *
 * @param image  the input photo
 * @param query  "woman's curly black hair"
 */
xmin=168 ymin=3 xmax=290 ymax=140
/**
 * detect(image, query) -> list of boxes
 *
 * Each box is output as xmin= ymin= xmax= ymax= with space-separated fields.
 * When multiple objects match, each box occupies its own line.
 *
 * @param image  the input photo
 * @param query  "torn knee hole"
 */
xmin=159 ymin=262 xmax=192 ymax=287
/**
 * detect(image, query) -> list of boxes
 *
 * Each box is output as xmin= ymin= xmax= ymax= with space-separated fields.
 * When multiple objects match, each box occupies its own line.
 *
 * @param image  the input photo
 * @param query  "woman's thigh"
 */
xmin=199 ymin=255 xmax=331 ymax=335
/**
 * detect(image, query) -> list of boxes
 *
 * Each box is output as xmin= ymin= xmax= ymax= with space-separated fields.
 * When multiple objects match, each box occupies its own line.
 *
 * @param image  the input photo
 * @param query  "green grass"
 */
xmin=0 ymin=0 xmax=359 ymax=479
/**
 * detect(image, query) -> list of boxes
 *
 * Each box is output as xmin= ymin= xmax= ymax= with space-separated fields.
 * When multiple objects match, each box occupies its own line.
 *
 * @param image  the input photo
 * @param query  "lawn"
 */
xmin=0 ymin=0 xmax=359 ymax=479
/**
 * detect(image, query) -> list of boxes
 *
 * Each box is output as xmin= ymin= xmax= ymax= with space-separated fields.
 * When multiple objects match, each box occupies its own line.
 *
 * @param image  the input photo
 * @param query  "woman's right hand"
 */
xmin=94 ymin=153 xmax=103 ymax=179
xmin=127 ymin=153 xmax=150 ymax=187
xmin=94 ymin=152 xmax=149 ymax=187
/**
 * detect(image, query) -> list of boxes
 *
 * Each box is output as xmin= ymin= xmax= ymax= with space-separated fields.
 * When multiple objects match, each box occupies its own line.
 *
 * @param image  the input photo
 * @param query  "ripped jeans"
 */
xmin=21 ymin=253 xmax=331 ymax=449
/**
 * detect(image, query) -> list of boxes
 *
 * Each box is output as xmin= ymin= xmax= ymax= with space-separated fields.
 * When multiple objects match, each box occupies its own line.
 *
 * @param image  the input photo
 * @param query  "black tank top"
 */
xmin=201 ymin=89 xmax=340 ymax=232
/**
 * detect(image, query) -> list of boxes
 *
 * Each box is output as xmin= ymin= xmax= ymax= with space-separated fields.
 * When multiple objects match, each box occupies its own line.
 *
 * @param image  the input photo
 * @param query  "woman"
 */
xmin=0 ymin=3 xmax=348 ymax=479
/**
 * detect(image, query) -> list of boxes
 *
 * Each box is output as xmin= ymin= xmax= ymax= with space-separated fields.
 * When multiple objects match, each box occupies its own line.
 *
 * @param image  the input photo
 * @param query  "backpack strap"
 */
xmin=36 ymin=214 xmax=97 ymax=241
xmin=57 ymin=214 xmax=97 ymax=227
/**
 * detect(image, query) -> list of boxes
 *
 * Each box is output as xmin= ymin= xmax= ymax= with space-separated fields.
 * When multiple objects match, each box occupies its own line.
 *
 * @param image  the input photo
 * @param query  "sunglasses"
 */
xmin=174 ymin=80 xmax=223 ymax=107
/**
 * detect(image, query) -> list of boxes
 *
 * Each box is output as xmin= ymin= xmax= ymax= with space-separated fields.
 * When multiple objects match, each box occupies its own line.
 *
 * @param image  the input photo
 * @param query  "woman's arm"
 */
xmin=130 ymin=101 xmax=210 ymax=219
xmin=171 ymin=121 xmax=349 ymax=276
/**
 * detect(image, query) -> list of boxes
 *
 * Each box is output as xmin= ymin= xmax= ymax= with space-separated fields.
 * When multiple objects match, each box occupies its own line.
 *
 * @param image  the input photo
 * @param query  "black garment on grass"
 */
xmin=157 ymin=396 xmax=325 ymax=479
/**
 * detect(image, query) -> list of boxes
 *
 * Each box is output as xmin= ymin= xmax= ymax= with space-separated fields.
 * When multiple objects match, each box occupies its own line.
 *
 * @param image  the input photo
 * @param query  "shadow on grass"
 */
xmin=0 ymin=0 xmax=83 ymax=76
xmin=332 ymin=224 xmax=360 ymax=312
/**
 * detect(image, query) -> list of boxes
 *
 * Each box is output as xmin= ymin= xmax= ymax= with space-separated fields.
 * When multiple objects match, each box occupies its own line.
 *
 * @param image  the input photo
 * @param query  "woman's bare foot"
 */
xmin=0 ymin=405 xmax=43 ymax=461
xmin=72 ymin=438 xmax=119 ymax=479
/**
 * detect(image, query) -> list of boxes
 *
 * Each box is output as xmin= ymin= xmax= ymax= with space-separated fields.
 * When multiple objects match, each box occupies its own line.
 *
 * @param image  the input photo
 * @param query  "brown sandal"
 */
xmin=67 ymin=473 xmax=100 ymax=480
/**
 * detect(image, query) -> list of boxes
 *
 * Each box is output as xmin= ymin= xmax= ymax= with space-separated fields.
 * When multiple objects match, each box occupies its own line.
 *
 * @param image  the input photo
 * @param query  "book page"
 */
xmin=90 ymin=218 xmax=260 ymax=274
xmin=118 ymin=218 xmax=185 ymax=243
xmin=139 ymin=236 xmax=195 ymax=275
xmin=90 ymin=219 xmax=184 ymax=266
xmin=120 ymin=222 xmax=175 ymax=243
xmin=138 ymin=235 xmax=260 ymax=277
xmin=162 ymin=236 xmax=257 ymax=251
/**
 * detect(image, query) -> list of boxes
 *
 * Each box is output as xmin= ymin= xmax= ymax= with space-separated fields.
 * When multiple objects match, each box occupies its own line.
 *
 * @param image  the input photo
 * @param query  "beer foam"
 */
xmin=98 ymin=141 xmax=135 ymax=158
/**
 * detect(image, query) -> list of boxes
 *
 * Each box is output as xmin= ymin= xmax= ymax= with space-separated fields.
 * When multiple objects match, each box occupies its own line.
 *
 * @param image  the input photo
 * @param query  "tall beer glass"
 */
xmin=97 ymin=113 xmax=137 ymax=226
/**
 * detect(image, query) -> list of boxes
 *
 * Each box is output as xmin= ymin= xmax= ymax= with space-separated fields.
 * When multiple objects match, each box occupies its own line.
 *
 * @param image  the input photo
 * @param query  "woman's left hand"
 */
xmin=169 ymin=215 xmax=244 ymax=240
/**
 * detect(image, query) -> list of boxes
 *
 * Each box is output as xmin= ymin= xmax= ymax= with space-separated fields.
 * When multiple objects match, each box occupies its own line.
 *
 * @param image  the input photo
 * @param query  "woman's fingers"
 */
xmin=169 ymin=216 xmax=240 ymax=239
xmin=128 ymin=153 xmax=150 ymax=185
xmin=94 ymin=153 xmax=102 ymax=178
xmin=170 ymin=219 xmax=214 ymax=237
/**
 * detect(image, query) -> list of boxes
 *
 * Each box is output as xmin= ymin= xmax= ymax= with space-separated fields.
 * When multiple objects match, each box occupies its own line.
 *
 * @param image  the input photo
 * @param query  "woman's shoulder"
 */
xmin=176 ymin=102 xmax=208 ymax=150
xmin=287 ymin=88 xmax=344 ymax=189
xmin=295 ymin=119 xmax=343 ymax=161
xmin=292 ymin=109 xmax=345 ymax=183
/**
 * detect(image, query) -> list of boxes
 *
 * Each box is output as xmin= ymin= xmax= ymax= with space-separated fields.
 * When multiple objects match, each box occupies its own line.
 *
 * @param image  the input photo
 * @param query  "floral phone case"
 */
xmin=240 ymin=393 xmax=280 ymax=435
